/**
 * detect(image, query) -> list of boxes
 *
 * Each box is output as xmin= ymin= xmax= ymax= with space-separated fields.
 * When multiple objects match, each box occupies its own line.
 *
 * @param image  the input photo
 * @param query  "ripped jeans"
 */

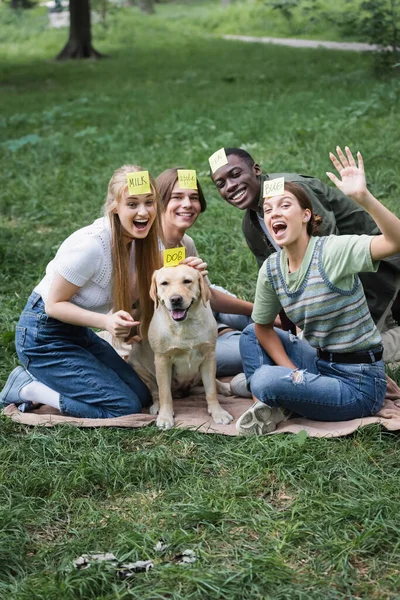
xmin=240 ymin=325 xmax=386 ymax=421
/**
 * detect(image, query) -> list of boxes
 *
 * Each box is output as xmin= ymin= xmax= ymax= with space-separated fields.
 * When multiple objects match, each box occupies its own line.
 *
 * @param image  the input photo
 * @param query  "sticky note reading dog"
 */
xmin=163 ymin=246 xmax=186 ymax=268
xmin=126 ymin=171 xmax=151 ymax=195
xmin=177 ymin=169 xmax=197 ymax=190
xmin=263 ymin=177 xmax=285 ymax=199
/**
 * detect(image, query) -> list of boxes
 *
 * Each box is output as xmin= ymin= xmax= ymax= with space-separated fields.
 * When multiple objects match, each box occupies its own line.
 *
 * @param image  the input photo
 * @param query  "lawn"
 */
xmin=1 ymin=4 xmax=400 ymax=599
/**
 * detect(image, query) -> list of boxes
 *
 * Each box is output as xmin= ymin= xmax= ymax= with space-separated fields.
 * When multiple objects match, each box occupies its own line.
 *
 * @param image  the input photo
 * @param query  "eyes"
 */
xmin=127 ymin=199 xmax=154 ymax=208
xmin=263 ymin=202 xmax=291 ymax=214
xmin=215 ymin=169 xmax=241 ymax=189
xmin=160 ymin=279 xmax=193 ymax=286
xmin=170 ymin=194 xmax=200 ymax=203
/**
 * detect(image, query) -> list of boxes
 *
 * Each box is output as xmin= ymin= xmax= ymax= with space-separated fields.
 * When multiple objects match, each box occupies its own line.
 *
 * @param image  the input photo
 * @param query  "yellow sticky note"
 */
xmin=208 ymin=148 xmax=228 ymax=173
xmin=126 ymin=171 xmax=151 ymax=195
xmin=263 ymin=177 xmax=285 ymax=198
xmin=177 ymin=169 xmax=197 ymax=190
xmin=163 ymin=246 xmax=186 ymax=268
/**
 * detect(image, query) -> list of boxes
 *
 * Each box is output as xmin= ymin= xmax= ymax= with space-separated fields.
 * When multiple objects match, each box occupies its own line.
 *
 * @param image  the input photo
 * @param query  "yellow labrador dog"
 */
xmin=128 ymin=264 xmax=233 ymax=430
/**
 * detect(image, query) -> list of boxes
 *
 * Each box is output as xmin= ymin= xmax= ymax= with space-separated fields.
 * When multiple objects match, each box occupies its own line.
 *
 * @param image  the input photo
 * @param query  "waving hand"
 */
xmin=326 ymin=146 xmax=368 ymax=204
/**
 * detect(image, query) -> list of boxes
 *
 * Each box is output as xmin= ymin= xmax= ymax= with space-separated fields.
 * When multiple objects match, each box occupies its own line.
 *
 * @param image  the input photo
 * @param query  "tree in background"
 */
xmin=56 ymin=0 xmax=102 ymax=60
xmin=10 ymin=0 xmax=34 ymax=7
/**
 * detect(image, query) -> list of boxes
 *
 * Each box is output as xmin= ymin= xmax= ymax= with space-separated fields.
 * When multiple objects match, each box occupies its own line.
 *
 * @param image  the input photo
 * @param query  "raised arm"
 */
xmin=327 ymin=146 xmax=400 ymax=261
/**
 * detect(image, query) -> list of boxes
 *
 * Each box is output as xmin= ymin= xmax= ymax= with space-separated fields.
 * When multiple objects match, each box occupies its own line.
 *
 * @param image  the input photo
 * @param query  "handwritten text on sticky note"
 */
xmin=208 ymin=148 xmax=228 ymax=174
xmin=263 ymin=177 xmax=285 ymax=198
xmin=177 ymin=169 xmax=197 ymax=190
xmin=163 ymin=246 xmax=186 ymax=268
xmin=127 ymin=171 xmax=151 ymax=195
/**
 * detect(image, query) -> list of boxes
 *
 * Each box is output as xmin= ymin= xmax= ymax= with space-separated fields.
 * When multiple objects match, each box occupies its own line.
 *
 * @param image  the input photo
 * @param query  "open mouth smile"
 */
xmin=230 ymin=189 xmax=246 ymax=202
xmin=272 ymin=221 xmax=287 ymax=238
xmin=175 ymin=212 xmax=195 ymax=219
xmin=167 ymin=299 xmax=194 ymax=322
xmin=133 ymin=219 xmax=149 ymax=231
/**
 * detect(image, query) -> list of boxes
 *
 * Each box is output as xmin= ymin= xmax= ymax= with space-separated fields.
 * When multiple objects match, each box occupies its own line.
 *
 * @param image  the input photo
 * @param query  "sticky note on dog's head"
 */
xmin=163 ymin=246 xmax=186 ymax=268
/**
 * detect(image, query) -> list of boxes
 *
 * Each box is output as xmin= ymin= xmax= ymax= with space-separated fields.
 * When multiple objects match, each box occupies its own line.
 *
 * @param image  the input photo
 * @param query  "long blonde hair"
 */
xmin=104 ymin=165 xmax=162 ymax=338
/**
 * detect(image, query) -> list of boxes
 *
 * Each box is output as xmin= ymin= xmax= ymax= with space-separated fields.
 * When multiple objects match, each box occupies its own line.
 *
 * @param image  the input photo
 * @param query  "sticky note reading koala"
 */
xmin=177 ymin=169 xmax=197 ymax=190
xmin=263 ymin=177 xmax=285 ymax=198
xmin=208 ymin=148 xmax=228 ymax=173
xmin=126 ymin=171 xmax=151 ymax=195
xmin=163 ymin=246 xmax=186 ymax=268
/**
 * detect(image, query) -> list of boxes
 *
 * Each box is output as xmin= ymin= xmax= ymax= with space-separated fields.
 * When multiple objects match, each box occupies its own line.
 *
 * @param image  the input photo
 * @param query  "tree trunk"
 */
xmin=10 ymin=0 xmax=34 ymax=8
xmin=138 ymin=0 xmax=155 ymax=15
xmin=56 ymin=0 xmax=102 ymax=60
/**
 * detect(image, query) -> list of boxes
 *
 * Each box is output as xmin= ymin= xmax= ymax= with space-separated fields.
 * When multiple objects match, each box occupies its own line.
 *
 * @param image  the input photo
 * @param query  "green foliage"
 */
xmin=1 ymin=4 xmax=400 ymax=598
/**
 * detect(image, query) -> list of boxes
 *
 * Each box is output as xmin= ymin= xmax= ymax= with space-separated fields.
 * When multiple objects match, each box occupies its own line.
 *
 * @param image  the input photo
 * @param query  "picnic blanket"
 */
xmin=3 ymin=376 xmax=400 ymax=438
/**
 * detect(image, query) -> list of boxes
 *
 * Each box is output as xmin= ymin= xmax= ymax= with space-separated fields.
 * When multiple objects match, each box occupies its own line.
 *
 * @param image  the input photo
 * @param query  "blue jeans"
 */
xmin=214 ymin=313 xmax=252 ymax=377
xmin=15 ymin=292 xmax=151 ymax=419
xmin=240 ymin=324 xmax=386 ymax=421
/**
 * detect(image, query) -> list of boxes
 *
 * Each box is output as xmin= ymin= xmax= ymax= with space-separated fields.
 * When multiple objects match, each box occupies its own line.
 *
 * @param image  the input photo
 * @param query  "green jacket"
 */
xmin=242 ymin=173 xmax=400 ymax=325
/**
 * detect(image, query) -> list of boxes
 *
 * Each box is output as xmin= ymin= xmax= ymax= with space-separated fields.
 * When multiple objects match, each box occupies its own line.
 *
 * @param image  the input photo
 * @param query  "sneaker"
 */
xmin=18 ymin=402 xmax=35 ymax=413
xmin=236 ymin=400 xmax=291 ymax=435
xmin=230 ymin=373 xmax=252 ymax=398
xmin=0 ymin=366 xmax=34 ymax=408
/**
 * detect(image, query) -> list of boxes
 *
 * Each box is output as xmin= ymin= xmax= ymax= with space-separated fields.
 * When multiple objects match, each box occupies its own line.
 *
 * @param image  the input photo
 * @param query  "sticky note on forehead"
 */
xmin=177 ymin=169 xmax=197 ymax=190
xmin=163 ymin=246 xmax=186 ymax=268
xmin=126 ymin=171 xmax=151 ymax=195
xmin=208 ymin=148 xmax=228 ymax=174
xmin=263 ymin=177 xmax=285 ymax=199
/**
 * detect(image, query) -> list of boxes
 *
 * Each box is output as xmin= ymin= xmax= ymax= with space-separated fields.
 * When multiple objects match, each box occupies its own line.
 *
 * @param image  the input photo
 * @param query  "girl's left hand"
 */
xmin=181 ymin=256 xmax=208 ymax=277
xmin=326 ymin=146 xmax=368 ymax=204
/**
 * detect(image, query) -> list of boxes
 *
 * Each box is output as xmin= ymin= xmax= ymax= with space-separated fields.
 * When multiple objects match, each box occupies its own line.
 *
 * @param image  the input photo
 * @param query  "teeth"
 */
xmin=232 ymin=189 xmax=245 ymax=200
xmin=177 ymin=213 xmax=193 ymax=217
xmin=135 ymin=220 xmax=148 ymax=223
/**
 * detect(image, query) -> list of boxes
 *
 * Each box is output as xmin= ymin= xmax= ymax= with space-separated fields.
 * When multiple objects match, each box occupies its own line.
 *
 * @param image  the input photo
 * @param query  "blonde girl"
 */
xmin=1 ymin=166 xmax=161 ymax=418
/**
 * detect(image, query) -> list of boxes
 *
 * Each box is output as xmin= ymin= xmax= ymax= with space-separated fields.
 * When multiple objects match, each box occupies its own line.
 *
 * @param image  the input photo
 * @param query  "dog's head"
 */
xmin=149 ymin=264 xmax=210 ymax=322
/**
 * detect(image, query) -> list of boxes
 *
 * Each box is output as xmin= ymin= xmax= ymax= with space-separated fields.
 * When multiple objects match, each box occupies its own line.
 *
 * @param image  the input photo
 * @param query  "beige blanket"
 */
xmin=4 ymin=376 xmax=400 ymax=438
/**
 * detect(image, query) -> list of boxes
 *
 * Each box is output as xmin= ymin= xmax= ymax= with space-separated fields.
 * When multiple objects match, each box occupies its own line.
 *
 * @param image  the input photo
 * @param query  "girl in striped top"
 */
xmin=236 ymin=146 xmax=400 ymax=435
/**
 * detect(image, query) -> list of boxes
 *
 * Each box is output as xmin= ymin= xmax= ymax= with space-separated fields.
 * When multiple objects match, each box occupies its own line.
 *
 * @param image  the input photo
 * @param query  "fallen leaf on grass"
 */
xmin=174 ymin=549 xmax=198 ymax=565
xmin=74 ymin=553 xmax=118 ymax=569
xmin=117 ymin=560 xmax=154 ymax=578
xmin=154 ymin=541 xmax=169 ymax=552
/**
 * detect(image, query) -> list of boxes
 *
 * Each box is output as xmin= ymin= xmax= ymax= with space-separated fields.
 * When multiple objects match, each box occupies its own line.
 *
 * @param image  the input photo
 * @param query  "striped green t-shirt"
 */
xmin=252 ymin=235 xmax=381 ymax=352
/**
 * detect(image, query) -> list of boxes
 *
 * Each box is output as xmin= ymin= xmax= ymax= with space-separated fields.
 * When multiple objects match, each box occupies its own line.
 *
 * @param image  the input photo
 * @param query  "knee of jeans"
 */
xmin=117 ymin=393 xmax=143 ymax=416
xmin=285 ymin=369 xmax=306 ymax=385
xmin=251 ymin=366 xmax=311 ymax=399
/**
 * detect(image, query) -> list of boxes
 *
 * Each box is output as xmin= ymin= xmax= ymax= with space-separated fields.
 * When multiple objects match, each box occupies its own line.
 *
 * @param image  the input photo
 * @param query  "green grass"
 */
xmin=1 ymin=4 xmax=400 ymax=598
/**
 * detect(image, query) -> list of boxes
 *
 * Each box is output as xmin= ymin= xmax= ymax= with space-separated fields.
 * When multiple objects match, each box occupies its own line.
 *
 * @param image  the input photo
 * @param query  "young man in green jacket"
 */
xmin=210 ymin=147 xmax=400 ymax=363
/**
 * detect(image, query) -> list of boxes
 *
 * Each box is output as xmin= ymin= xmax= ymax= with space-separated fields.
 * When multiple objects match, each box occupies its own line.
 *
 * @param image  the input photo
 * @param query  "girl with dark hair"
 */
xmin=156 ymin=167 xmax=253 ymax=382
xmin=236 ymin=147 xmax=400 ymax=434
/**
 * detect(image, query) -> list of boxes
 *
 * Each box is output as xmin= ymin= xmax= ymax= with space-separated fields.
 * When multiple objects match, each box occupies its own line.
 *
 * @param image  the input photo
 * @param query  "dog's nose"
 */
xmin=169 ymin=295 xmax=183 ymax=307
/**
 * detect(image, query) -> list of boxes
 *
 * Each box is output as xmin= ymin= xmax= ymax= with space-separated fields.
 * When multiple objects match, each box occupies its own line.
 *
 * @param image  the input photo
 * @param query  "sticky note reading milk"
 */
xmin=177 ymin=169 xmax=197 ymax=190
xmin=263 ymin=177 xmax=285 ymax=199
xmin=163 ymin=246 xmax=186 ymax=268
xmin=126 ymin=171 xmax=151 ymax=195
xmin=208 ymin=148 xmax=228 ymax=173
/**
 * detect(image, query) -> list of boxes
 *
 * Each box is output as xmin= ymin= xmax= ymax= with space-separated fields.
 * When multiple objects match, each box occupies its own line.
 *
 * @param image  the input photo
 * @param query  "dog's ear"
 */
xmin=198 ymin=272 xmax=211 ymax=307
xmin=149 ymin=271 xmax=158 ymax=308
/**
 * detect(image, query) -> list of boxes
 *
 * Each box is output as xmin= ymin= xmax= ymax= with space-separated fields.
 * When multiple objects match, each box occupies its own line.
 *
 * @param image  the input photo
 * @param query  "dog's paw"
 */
xmin=156 ymin=413 xmax=175 ymax=430
xmin=149 ymin=402 xmax=160 ymax=415
xmin=211 ymin=407 xmax=234 ymax=425
xmin=216 ymin=380 xmax=233 ymax=397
